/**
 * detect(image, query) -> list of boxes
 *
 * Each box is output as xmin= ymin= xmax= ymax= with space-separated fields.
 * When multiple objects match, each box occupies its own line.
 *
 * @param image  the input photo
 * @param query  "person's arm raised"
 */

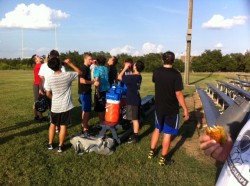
xmin=117 ymin=63 xmax=130 ymax=80
xmin=63 ymin=59 xmax=82 ymax=75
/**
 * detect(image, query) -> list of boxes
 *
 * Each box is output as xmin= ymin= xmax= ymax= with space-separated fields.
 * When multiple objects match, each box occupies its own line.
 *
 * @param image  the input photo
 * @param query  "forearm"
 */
xmin=67 ymin=61 xmax=82 ymax=75
xmin=80 ymin=78 xmax=93 ymax=85
xmin=176 ymin=91 xmax=189 ymax=121
xmin=117 ymin=69 xmax=126 ymax=80
xmin=38 ymin=80 xmax=44 ymax=95
xmin=39 ymin=76 xmax=45 ymax=90
xmin=46 ymin=90 xmax=52 ymax=99
xmin=176 ymin=91 xmax=188 ymax=112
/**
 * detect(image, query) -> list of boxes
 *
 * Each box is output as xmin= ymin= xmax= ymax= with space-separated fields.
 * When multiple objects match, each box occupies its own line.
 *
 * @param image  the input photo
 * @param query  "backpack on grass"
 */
xmin=70 ymin=134 xmax=115 ymax=155
xmin=35 ymin=95 xmax=48 ymax=113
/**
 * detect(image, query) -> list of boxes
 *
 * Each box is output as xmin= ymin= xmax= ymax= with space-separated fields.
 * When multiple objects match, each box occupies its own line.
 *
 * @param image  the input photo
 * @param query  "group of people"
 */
xmin=32 ymin=49 xmax=191 ymax=167
xmin=31 ymin=49 xmax=250 ymax=183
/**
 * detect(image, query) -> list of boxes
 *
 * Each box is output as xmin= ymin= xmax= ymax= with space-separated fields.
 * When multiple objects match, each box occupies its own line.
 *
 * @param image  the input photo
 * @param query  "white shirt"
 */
xmin=38 ymin=63 xmax=66 ymax=90
xmin=216 ymin=119 xmax=250 ymax=186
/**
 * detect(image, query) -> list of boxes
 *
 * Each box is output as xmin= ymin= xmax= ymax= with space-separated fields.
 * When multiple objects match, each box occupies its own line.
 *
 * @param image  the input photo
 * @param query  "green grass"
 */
xmin=0 ymin=70 xmax=236 ymax=185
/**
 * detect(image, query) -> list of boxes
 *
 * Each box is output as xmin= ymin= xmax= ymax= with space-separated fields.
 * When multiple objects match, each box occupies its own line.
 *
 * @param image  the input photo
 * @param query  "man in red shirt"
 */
xmin=32 ymin=54 xmax=44 ymax=122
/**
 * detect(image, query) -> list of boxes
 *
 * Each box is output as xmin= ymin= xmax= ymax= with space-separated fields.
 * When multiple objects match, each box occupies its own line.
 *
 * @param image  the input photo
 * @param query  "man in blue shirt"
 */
xmin=118 ymin=60 xmax=145 ymax=143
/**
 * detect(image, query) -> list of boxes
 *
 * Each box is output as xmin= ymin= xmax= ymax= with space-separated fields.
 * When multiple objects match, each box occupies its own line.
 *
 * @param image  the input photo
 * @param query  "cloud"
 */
xmin=202 ymin=14 xmax=247 ymax=29
xmin=214 ymin=43 xmax=223 ymax=48
xmin=110 ymin=45 xmax=135 ymax=56
xmin=141 ymin=43 xmax=164 ymax=55
xmin=0 ymin=3 xmax=70 ymax=29
xmin=110 ymin=42 xmax=164 ymax=56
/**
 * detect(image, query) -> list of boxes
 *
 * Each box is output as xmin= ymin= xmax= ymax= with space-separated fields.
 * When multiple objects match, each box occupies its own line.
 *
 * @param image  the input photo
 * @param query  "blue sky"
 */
xmin=0 ymin=0 xmax=249 ymax=59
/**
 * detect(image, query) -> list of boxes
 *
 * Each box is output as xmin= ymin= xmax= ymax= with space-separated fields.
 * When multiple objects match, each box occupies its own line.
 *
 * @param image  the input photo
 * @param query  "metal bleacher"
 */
xmin=216 ymin=80 xmax=250 ymax=100
xmin=197 ymin=79 xmax=250 ymax=140
xmin=206 ymin=83 xmax=234 ymax=110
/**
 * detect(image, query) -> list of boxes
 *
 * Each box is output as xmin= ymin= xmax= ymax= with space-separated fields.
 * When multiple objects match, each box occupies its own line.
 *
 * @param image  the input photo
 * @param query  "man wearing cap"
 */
xmin=38 ymin=49 xmax=66 ymax=132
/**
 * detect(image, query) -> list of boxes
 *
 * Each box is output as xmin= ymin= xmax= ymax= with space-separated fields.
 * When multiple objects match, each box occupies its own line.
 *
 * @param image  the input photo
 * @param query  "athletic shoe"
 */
xmin=47 ymin=143 xmax=53 ymax=150
xmin=159 ymin=156 xmax=174 ymax=166
xmin=148 ymin=149 xmax=155 ymax=159
xmin=82 ymin=130 xmax=90 ymax=137
xmin=58 ymin=146 xmax=63 ymax=153
xmin=127 ymin=135 xmax=139 ymax=144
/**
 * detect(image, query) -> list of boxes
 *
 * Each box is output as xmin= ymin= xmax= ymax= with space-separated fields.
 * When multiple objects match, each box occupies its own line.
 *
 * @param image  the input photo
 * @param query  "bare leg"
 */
xmin=33 ymin=104 xmax=37 ymax=118
xmin=161 ymin=133 xmax=171 ymax=156
xmin=150 ymin=128 xmax=160 ymax=150
xmin=49 ymin=124 xmax=56 ymax=144
xmin=59 ymin=125 xmax=67 ymax=146
xmin=132 ymin=120 xmax=140 ymax=134
xmin=98 ymin=112 xmax=105 ymax=124
xmin=82 ymin=111 xmax=90 ymax=131
xmin=33 ymin=104 xmax=43 ymax=118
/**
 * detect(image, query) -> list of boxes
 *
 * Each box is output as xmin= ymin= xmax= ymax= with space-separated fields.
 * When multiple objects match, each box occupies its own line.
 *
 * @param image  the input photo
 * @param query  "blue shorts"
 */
xmin=155 ymin=111 xmax=180 ymax=135
xmin=79 ymin=94 xmax=92 ymax=112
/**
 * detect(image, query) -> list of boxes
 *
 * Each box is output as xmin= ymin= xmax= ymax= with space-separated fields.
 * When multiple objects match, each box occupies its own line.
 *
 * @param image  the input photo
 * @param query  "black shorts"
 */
xmin=51 ymin=110 xmax=71 ymax=126
xmin=126 ymin=105 xmax=140 ymax=120
xmin=94 ymin=91 xmax=107 ymax=112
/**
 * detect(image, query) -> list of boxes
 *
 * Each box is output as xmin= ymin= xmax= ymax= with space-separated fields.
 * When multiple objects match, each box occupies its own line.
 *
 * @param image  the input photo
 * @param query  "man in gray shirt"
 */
xmin=46 ymin=57 xmax=82 ymax=152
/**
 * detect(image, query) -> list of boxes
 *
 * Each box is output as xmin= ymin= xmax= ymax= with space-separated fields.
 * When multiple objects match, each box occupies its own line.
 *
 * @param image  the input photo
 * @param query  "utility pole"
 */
xmin=184 ymin=0 xmax=193 ymax=85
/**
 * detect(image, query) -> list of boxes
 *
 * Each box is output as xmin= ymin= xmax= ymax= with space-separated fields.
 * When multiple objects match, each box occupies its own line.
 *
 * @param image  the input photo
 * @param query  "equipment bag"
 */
xmin=70 ymin=134 xmax=115 ymax=155
xmin=35 ymin=95 xmax=48 ymax=113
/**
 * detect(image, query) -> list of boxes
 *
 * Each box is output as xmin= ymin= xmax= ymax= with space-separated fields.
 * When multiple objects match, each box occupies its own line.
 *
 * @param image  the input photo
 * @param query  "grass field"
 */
xmin=0 ymin=70 xmax=236 ymax=185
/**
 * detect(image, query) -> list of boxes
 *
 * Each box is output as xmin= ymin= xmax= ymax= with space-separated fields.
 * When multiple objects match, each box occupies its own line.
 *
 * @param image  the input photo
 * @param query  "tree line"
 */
xmin=0 ymin=49 xmax=250 ymax=72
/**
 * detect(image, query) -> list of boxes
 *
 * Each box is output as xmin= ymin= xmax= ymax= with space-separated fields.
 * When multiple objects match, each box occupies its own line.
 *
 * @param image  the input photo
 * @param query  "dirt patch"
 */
xmin=170 ymin=93 xmax=215 ymax=163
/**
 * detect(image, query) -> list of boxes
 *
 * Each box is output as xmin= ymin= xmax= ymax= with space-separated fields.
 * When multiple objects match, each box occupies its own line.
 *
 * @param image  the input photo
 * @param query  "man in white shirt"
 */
xmin=38 ymin=50 xmax=66 ymax=92
xmin=38 ymin=50 xmax=66 ymax=132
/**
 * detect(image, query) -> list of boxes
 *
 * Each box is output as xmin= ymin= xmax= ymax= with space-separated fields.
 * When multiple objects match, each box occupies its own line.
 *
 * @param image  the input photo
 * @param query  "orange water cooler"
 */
xmin=105 ymin=99 xmax=120 ymax=123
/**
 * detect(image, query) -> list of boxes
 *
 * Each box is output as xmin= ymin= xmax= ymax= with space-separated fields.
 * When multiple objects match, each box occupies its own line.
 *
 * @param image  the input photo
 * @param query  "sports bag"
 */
xmin=35 ymin=96 xmax=48 ymax=113
xmin=70 ymin=134 xmax=115 ymax=155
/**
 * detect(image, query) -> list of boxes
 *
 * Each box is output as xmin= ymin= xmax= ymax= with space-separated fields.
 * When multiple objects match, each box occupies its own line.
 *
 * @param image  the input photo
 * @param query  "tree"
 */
xmin=173 ymin=59 xmax=184 ymax=72
xmin=244 ymin=50 xmax=250 ymax=72
xmin=191 ymin=50 xmax=223 ymax=72
xmin=220 ymin=55 xmax=237 ymax=72
xmin=229 ymin=53 xmax=245 ymax=72
xmin=142 ymin=53 xmax=162 ymax=72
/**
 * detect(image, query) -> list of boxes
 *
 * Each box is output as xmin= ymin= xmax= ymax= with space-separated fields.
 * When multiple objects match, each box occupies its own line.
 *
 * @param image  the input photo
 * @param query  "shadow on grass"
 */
xmin=0 ymin=118 xmax=48 ymax=134
xmin=189 ymin=73 xmax=213 ymax=85
xmin=0 ymin=106 xmax=94 ymax=146
xmin=159 ymin=110 xmax=198 ymax=160
xmin=139 ymin=112 xmax=155 ymax=140
xmin=168 ymin=110 xmax=198 ymax=158
xmin=68 ymin=106 xmax=83 ymax=130
xmin=69 ymin=106 xmax=100 ymax=130
xmin=0 ymin=122 xmax=48 ymax=145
